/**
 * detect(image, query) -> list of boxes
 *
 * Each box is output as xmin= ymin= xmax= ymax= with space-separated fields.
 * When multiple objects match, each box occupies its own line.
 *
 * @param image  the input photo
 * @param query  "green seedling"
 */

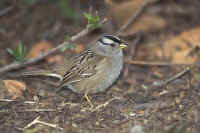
xmin=7 ymin=41 xmax=26 ymax=61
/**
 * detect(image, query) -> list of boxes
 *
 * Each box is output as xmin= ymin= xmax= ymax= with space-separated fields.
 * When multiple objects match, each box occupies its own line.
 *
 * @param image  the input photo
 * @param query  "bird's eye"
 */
xmin=110 ymin=43 xmax=116 ymax=47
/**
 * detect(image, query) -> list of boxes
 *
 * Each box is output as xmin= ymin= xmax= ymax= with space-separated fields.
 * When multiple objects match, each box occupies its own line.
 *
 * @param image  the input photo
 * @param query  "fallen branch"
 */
xmin=152 ymin=67 xmax=190 ymax=87
xmin=23 ymin=116 xmax=63 ymax=130
xmin=142 ymin=67 xmax=190 ymax=90
xmin=90 ymin=97 xmax=121 ymax=112
xmin=117 ymin=0 xmax=159 ymax=34
xmin=124 ymin=60 xmax=198 ymax=67
xmin=0 ymin=18 xmax=107 ymax=74
xmin=125 ymin=60 xmax=185 ymax=66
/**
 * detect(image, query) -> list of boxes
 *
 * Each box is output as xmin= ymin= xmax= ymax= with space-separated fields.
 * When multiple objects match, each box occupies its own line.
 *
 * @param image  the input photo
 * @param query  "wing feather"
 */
xmin=58 ymin=49 xmax=104 ymax=88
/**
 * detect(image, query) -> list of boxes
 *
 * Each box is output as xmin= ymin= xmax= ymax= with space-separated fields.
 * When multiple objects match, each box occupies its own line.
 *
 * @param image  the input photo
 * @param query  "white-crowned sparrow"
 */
xmin=23 ymin=35 xmax=127 ymax=94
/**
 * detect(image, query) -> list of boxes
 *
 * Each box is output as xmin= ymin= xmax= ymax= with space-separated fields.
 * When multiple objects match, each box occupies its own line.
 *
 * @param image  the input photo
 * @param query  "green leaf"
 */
xmin=88 ymin=24 xmax=94 ymax=28
xmin=60 ymin=42 xmax=76 ymax=52
xmin=83 ymin=12 xmax=100 ymax=29
xmin=17 ymin=41 xmax=22 ymax=55
xmin=7 ymin=48 xmax=15 ymax=56
xmin=17 ymin=41 xmax=26 ymax=60
xmin=7 ymin=41 xmax=26 ymax=61
xmin=96 ymin=23 xmax=102 ymax=28
xmin=60 ymin=43 xmax=70 ymax=52
xmin=83 ymin=13 xmax=92 ymax=20
xmin=60 ymin=35 xmax=76 ymax=52
xmin=66 ymin=35 xmax=71 ymax=41
xmin=21 ymin=46 xmax=26 ymax=59
xmin=69 ymin=44 xmax=76 ymax=51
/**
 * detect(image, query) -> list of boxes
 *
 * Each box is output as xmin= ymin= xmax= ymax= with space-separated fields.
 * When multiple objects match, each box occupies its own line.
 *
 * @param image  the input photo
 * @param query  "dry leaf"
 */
xmin=126 ymin=15 xmax=166 ymax=34
xmin=47 ymin=54 xmax=63 ymax=64
xmin=63 ymin=41 xmax=85 ymax=54
xmin=27 ymin=40 xmax=64 ymax=64
xmin=107 ymin=0 xmax=144 ymax=25
xmin=26 ymin=40 xmax=53 ymax=59
xmin=107 ymin=0 xmax=166 ymax=34
xmin=163 ymin=27 xmax=200 ymax=64
xmin=74 ymin=44 xmax=85 ymax=53
xmin=3 ymin=80 xmax=26 ymax=99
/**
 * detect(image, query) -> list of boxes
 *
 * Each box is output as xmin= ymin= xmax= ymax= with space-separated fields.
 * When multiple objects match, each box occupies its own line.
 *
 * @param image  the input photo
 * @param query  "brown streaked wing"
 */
xmin=58 ymin=50 xmax=105 ymax=88
xmin=70 ymin=57 xmax=111 ymax=94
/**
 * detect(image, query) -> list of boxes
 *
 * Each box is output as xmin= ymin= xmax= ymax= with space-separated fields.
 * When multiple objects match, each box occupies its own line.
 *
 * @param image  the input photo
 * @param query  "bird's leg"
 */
xmin=84 ymin=93 xmax=94 ymax=108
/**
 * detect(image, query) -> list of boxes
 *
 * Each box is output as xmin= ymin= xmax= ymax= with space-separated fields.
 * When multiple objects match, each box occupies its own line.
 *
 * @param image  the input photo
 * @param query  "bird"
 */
xmin=23 ymin=35 xmax=127 ymax=106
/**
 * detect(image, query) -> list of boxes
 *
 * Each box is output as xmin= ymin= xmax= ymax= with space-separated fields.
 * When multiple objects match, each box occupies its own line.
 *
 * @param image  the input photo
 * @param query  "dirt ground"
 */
xmin=1 ymin=0 xmax=200 ymax=133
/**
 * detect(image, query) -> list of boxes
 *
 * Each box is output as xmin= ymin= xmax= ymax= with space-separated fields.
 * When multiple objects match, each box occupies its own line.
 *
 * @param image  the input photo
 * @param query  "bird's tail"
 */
xmin=22 ymin=69 xmax=63 ymax=80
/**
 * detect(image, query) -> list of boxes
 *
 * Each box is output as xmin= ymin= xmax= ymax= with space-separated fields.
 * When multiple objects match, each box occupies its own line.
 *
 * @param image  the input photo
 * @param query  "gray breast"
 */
xmin=97 ymin=51 xmax=123 ymax=92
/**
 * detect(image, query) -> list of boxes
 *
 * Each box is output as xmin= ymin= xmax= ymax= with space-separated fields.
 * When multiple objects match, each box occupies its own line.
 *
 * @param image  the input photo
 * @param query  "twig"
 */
xmin=24 ymin=109 xmax=56 ymax=112
xmin=0 ymin=98 xmax=14 ymax=102
xmin=0 ymin=18 xmax=107 ymax=74
xmin=125 ymin=60 xmax=200 ymax=69
xmin=0 ymin=108 xmax=57 ymax=113
xmin=134 ymin=101 xmax=168 ymax=110
xmin=152 ymin=67 xmax=191 ymax=87
xmin=117 ymin=0 xmax=158 ymax=34
xmin=0 ymin=109 xmax=9 ymax=113
xmin=89 ymin=97 xmax=121 ymax=112
xmin=0 ymin=98 xmax=51 ymax=105
xmin=128 ymin=35 xmax=141 ymax=58
xmin=125 ymin=60 xmax=189 ymax=66
xmin=0 ymin=98 xmax=80 ymax=107
xmin=23 ymin=116 xmax=63 ymax=130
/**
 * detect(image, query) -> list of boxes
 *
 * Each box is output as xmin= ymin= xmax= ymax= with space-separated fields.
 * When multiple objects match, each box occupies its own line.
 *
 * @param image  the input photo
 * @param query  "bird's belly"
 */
xmin=96 ymin=58 xmax=123 ymax=93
